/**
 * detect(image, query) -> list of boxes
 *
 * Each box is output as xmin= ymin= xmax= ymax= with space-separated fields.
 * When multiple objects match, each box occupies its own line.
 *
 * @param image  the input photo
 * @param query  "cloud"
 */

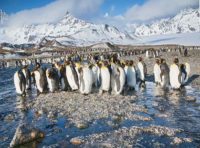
xmin=124 ymin=0 xmax=199 ymax=21
xmin=6 ymin=0 xmax=104 ymax=27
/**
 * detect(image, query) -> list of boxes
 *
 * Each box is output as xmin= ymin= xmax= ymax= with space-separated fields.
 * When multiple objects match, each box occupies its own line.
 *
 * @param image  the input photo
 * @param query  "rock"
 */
xmin=70 ymin=137 xmax=84 ymax=145
xmin=4 ymin=114 xmax=15 ymax=122
xmin=185 ymin=96 xmax=196 ymax=102
xmin=10 ymin=124 xmax=44 ymax=147
xmin=0 ymin=136 xmax=8 ymax=142
xmin=75 ymin=122 xmax=89 ymax=129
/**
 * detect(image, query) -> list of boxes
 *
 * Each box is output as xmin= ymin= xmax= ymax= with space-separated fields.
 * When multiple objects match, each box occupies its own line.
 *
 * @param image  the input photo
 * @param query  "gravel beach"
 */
xmin=28 ymin=49 xmax=200 ymax=147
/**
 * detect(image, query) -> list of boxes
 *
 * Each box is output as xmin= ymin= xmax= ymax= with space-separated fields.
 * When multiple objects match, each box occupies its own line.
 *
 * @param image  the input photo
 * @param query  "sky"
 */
xmin=0 ymin=0 xmax=199 ymax=27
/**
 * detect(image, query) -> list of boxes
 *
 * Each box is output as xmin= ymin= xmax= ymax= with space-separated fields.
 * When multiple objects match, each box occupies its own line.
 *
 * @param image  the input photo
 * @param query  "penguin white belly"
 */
xmin=47 ymin=77 xmax=54 ymax=92
xmin=184 ymin=63 xmax=190 ymax=83
xmin=146 ymin=51 xmax=149 ymax=58
xmin=115 ymin=68 xmax=125 ymax=94
xmin=154 ymin=64 xmax=161 ymax=84
xmin=75 ymin=67 xmax=80 ymax=86
xmin=170 ymin=65 xmax=181 ymax=89
xmin=14 ymin=72 xmax=23 ymax=94
xmin=137 ymin=62 xmax=145 ymax=81
xmin=34 ymin=71 xmax=43 ymax=93
xmin=61 ymin=78 xmax=66 ymax=90
xmin=126 ymin=67 xmax=136 ymax=88
xmin=101 ymin=68 xmax=110 ymax=91
xmin=66 ymin=66 xmax=78 ymax=90
xmin=92 ymin=66 xmax=98 ymax=87
xmin=82 ymin=68 xmax=93 ymax=94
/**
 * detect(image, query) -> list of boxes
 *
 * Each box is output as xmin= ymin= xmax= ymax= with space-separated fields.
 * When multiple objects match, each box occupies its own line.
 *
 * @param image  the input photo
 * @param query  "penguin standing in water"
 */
xmin=111 ymin=60 xmax=126 ymax=95
xmin=14 ymin=70 xmax=26 ymax=96
xmin=180 ymin=63 xmax=190 ymax=85
xmin=137 ymin=57 xmax=147 ymax=87
xmin=160 ymin=59 xmax=170 ymax=88
xmin=46 ymin=67 xmax=60 ymax=92
xmin=154 ymin=59 xmax=161 ymax=86
xmin=99 ymin=61 xmax=111 ymax=94
xmin=125 ymin=60 xmax=137 ymax=90
xmin=170 ymin=58 xmax=181 ymax=89
xmin=65 ymin=61 xmax=79 ymax=91
xmin=22 ymin=65 xmax=31 ymax=90
xmin=78 ymin=65 xmax=93 ymax=95
xmin=32 ymin=65 xmax=48 ymax=93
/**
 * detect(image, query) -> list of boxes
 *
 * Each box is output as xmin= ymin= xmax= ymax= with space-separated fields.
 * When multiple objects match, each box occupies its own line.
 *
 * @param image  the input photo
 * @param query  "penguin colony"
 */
xmin=14 ymin=55 xmax=190 ymax=96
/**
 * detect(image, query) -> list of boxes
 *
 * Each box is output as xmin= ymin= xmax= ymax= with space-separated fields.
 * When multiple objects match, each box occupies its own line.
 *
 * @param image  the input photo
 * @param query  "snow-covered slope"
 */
xmin=0 ymin=12 xmax=136 ymax=46
xmin=139 ymin=32 xmax=200 ymax=46
xmin=128 ymin=8 xmax=200 ymax=36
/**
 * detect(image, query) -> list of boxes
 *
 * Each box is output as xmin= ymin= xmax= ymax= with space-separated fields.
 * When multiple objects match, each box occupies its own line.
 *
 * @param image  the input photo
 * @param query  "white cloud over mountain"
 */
xmin=6 ymin=0 xmax=104 ymax=26
xmin=124 ymin=0 xmax=199 ymax=21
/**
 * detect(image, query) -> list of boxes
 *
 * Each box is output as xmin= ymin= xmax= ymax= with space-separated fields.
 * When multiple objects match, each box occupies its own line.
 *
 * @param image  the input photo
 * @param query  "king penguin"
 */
xmin=111 ymin=60 xmax=126 ymax=95
xmin=14 ymin=70 xmax=26 ymax=96
xmin=180 ymin=63 xmax=190 ymax=85
xmin=65 ymin=61 xmax=79 ymax=91
xmin=22 ymin=65 xmax=31 ymax=90
xmin=170 ymin=58 xmax=181 ymax=89
xmin=125 ymin=60 xmax=137 ymax=90
xmin=137 ymin=57 xmax=147 ymax=87
xmin=46 ymin=67 xmax=60 ymax=92
xmin=154 ymin=59 xmax=161 ymax=86
xmin=32 ymin=66 xmax=48 ymax=93
xmin=99 ymin=61 xmax=111 ymax=94
xmin=160 ymin=59 xmax=170 ymax=89
xmin=55 ymin=63 xmax=70 ymax=91
xmin=78 ymin=65 xmax=93 ymax=95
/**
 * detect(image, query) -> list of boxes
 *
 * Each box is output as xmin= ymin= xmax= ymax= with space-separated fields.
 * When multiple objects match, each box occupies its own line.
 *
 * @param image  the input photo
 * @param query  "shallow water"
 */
xmin=0 ymin=67 xmax=200 ymax=147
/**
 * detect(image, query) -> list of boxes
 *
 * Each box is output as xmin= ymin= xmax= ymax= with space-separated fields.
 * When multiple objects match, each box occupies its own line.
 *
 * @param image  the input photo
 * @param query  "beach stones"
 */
xmin=4 ymin=114 xmax=15 ymax=122
xmin=70 ymin=137 xmax=84 ymax=145
xmin=75 ymin=121 xmax=89 ymax=129
xmin=185 ymin=96 xmax=196 ymax=102
xmin=10 ymin=124 xmax=44 ymax=147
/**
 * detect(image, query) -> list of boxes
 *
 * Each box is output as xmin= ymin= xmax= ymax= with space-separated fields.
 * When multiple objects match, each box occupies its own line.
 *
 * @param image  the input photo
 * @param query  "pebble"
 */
xmin=70 ymin=137 xmax=84 ymax=145
xmin=4 ymin=114 xmax=15 ymax=122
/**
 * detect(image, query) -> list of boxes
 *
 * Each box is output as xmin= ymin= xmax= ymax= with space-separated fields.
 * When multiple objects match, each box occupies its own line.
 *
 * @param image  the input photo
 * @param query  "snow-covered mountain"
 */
xmin=127 ymin=8 xmax=200 ymax=36
xmin=0 ymin=8 xmax=199 ymax=46
xmin=0 ymin=12 xmax=136 ymax=46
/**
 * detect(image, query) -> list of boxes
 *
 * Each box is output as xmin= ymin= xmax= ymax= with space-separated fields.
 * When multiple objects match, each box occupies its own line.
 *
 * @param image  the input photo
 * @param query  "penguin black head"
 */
xmin=36 ymin=63 xmax=41 ymax=69
xmin=156 ymin=58 xmax=160 ymax=64
xmin=174 ymin=58 xmax=179 ymax=64
xmin=180 ymin=64 xmax=185 ymax=70
xmin=160 ymin=58 xmax=166 ymax=64
xmin=138 ymin=57 xmax=143 ymax=62
xmin=129 ymin=60 xmax=134 ymax=66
